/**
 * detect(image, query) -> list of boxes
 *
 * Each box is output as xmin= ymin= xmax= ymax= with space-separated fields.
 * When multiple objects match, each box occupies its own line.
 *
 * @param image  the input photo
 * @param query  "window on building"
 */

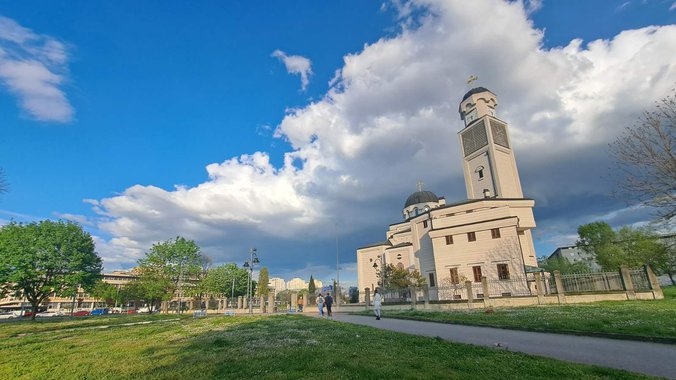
xmin=445 ymin=235 xmax=453 ymax=245
xmin=475 ymin=165 xmax=485 ymax=179
xmin=423 ymin=220 xmax=428 ymax=228
xmin=449 ymin=268 xmax=459 ymax=284
xmin=467 ymin=232 xmax=476 ymax=242
xmin=497 ymin=264 xmax=510 ymax=280
xmin=491 ymin=228 xmax=501 ymax=239
xmin=472 ymin=266 xmax=482 ymax=282
xmin=428 ymin=273 xmax=436 ymax=287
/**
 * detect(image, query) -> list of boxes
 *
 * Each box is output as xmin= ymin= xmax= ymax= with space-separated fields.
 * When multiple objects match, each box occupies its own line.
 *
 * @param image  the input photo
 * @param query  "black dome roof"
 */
xmin=404 ymin=190 xmax=439 ymax=208
xmin=461 ymin=86 xmax=492 ymax=102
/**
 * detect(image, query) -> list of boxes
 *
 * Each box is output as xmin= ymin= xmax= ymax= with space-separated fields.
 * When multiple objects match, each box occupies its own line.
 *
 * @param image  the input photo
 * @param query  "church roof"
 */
xmin=404 ymin=190 xmax=439 ymax=208
xmin=461 ymin=86 xmax=493 ymax=102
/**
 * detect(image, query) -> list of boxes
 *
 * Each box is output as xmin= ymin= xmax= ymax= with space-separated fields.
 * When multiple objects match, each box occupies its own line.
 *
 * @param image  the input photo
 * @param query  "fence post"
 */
xmin=364 ymin=288 xmax=371 ymax=311
xmin=553 ymin=271 xmax=566 ymax=304
xmin=620 ymin=265 xmax=636 ymax=300
xmin=481 ymin=277 xmax=491 ymax=308
xmin=268 ymin=293 xmax=275 ymax=313
xmin=534 ymin=272 xmax=545 ymax=305
xmin=410 ymin=286 xmax=417 ymax=309
xmin=423 ymin=286 xmax=430 ymax=309
xmin=645 ymin=265 xmax=664 ymax=299
xmin=465 ymin=280 xmax=474 ymax=309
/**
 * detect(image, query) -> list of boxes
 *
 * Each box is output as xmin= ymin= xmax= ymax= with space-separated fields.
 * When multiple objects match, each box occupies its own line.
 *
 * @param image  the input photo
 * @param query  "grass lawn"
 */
xmin=0 ymin=314 xmax=651 ymax=379
xmin=355 ymin=286 xmax=676 ymax=342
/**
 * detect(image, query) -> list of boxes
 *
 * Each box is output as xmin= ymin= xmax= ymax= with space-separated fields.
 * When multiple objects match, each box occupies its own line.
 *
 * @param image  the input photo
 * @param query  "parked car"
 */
xmin=0 ymin=312 xmax=16 ymax=320
xmin=72 ymin=310 xmax=90 ymax=317
xmin=126 ymin=309 xmax=138 ymax=314
xmin=36 ymin=311 xmax=62 ymax=318
xmin=90 ymin=308 xmax=109 ymax=316
xmin=137 ymin=307 xmax=150 ymax=313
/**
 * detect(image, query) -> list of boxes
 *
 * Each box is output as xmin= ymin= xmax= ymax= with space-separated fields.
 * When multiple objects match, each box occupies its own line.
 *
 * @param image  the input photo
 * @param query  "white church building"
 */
xmin=357 ymin=87 xmax=539 ymax=300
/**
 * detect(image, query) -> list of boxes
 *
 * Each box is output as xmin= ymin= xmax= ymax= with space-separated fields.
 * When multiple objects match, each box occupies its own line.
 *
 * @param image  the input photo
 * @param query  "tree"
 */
xmin=377 ymin=264 xmax=427 ymax=288
xmin=308 ymin=275 xmax=316 ymax=294
xmin=122 ymin=273 xmax=171 ymax=312
xmin=201 ymin=264 xmax=249 ymax=298
xmin=537 ymin=256 xmax=592 ymax=274
xmin=89 ymin=281 xmax=122 ymax=307
xmin=0 ymin=220 xmax=102 ymax=320
xmin=348 ymin=286 xmax=359 ymax=303
xmin=136 ymin=236 xmax=203 ymax=311
xmin=257 ymin=267 xmax=270 ymax=297
xmin=576 ymin=222 xmax=670 ymax=271
xmin=609 ymin=87 xmax=676 ymax=221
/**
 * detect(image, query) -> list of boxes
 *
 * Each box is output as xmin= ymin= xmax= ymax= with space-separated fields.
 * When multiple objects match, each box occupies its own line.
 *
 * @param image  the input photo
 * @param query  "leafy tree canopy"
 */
xmin=202 ymin=263 xmax=249 ymax=298
xmin=0 ymin=220 xmax=102 ymax=319
xmin=257 ymin=267 xmax=270 ymax=297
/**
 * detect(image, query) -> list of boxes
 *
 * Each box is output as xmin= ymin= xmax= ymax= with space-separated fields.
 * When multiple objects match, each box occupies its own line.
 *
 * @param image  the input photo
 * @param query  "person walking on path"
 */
xmin=316 ymin=294 xmax=325 ymax=317
xmin=373 ymin=288 xmax=382 ymax=320
xmin=324 ymin=292 xmax=334 ymax=319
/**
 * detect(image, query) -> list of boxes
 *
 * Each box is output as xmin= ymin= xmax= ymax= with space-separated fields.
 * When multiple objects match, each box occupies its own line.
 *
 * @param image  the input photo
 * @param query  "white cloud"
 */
xmin=271 ymin=49 xmax=313 ymax=91
xmin=92 ymin=0 xmax=676 ymax=276
xmin=53 ymin=212 xmax=94 ymax=227
xmin=0 ymin=16 xmax=73 ymax=122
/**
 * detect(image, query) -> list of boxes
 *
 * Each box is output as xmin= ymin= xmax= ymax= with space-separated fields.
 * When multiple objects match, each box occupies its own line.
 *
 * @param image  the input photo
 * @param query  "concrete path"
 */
xmin=325 ymin=314 xmax=676 ymax=379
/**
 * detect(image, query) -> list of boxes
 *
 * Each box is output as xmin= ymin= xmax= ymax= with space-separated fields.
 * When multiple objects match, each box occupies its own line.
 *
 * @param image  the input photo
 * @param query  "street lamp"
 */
xmin=243 ymin=248 xmax=259 ymax=314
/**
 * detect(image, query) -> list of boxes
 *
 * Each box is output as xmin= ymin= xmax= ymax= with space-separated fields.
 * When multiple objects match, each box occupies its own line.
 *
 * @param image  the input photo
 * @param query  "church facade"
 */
xmin=356 ymin=87 xmax=538 ymax=300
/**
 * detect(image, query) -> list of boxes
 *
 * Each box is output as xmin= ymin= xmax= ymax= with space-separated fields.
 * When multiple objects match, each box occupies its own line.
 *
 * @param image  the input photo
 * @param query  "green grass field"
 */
xmin=0 ymin=314 xmax=651 ymax=379
xmin=356 ymin=286 xmax=676 ymax=342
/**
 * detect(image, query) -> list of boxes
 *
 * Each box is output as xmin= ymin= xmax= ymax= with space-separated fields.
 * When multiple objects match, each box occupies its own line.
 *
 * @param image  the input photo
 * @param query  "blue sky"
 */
xmin=1 ymin=0 xmax=675 ymax=287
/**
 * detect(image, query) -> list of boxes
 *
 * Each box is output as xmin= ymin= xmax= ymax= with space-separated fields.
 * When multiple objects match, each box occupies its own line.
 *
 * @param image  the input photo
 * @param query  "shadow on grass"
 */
xmin=130 ymin=315 xmax=646 ymax=380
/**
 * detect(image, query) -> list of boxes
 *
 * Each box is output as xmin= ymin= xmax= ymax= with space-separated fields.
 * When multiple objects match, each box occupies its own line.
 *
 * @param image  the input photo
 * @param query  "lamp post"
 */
xmin=243 ymin=248 xmax=259 ymax=314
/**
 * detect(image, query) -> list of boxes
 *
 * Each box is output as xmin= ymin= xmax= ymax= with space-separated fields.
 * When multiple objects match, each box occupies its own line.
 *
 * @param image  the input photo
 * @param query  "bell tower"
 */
xmin=458 ymin=87 xmax=524 ymax=199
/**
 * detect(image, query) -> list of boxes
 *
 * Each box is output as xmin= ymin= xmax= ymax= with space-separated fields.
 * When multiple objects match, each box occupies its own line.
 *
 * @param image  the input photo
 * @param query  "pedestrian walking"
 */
xmin=316 ymin=294 xmax=325 ymax=317
xmin=325 ymin=292 xmax=334 ymax=319
xmin=373 ymin=288 xmax=382 ymax=320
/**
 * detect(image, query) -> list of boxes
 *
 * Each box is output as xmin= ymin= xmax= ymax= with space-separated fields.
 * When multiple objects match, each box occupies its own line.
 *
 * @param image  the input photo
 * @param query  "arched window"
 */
xmin=475 ymin=166 xmax=485 ymax=179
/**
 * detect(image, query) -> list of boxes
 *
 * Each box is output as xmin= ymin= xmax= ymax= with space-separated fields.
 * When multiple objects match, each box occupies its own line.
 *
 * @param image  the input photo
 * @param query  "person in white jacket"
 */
xmin=373 ymin=288 xmax=382 ymax=320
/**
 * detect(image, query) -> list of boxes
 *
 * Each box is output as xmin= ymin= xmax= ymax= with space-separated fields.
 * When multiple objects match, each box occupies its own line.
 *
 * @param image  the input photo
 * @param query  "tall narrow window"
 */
xmin=449 ymin=268 xmax=459 ymax=284
xmin=497 ymin=264 xmax=510 ymax=280
xmin=445 ymin=235 xmax=453 ymax=245
xmin=491 ymin=228 xmax=501 ymax=239
xmin=472 ymin=266 xmax=482 ymax=282
xmin=428 ymin=273 xmax=436 ymax=287
xmin=475 ymin=165 xmax=485 ymax=180
xmin=423 ymin=220 xmax=428 ymax=228
xmin=467 ymin=232 xmax=476 ymax=242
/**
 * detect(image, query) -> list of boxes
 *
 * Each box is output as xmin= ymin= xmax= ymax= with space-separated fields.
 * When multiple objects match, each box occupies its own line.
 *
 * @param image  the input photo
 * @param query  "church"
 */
xmin=356 ymin=87 xmax=539 ymax=299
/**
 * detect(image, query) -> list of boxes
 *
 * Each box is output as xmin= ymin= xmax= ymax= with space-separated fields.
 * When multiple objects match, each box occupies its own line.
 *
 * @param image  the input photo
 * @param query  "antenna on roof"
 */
xmin=417 ymin=181 xmax=424 ymax=192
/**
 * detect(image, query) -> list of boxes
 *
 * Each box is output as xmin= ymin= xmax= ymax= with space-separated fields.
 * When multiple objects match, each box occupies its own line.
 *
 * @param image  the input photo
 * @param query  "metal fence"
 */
xmin=630 ymin=269 xmax=651 ymax=291
xmin=559 ymin=271 xmax=624 ymax=293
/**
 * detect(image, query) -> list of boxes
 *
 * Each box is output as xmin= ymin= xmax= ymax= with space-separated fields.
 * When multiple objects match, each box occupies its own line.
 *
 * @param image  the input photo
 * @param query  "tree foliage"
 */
xmin=609 ymin=87 xmax=676 ymax=221
xmin=308 ymin=275 xmax=316 ymax=294
xmin=348 ymin=286 xmax=359 ymax=303
xmin=90 ymin=281 xmax=122 ymax=307
xmin=0 ymin=220 xmax=102 ymax=319
xmin=377 ymin=264 xmax=427 ymax=288
xmin=537 ymin=256 xmax=592 ymax=274
xmin=201 ymin=264 xmax=249 ymax=298
xmin=135 ymin=236 xmax=203 ymax=307
xmin=576 ymin=222 xmax=670 ymax=271
xmin=257 ymin=267 xmax=270 ymax=297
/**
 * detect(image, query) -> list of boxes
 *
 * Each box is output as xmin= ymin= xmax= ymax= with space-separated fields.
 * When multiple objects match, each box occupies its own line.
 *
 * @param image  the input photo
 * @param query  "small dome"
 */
xmin=404 ymin=190 xmax=439 ymax=208
xmin=461 ymin=86 xmax=492 ymax=102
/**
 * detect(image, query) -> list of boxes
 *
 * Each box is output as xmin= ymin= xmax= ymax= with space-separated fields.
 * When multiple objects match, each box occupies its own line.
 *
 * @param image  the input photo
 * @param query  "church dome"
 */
xmin=461 ymin=86 xmax=492 ymax=102
xmin=404 ymin=190 xmax=439 ymax=208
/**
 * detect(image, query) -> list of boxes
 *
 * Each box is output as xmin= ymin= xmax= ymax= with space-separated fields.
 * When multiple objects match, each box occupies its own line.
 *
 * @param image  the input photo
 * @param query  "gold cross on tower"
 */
xmin=467 ymin=75 xmax=478 ymax=85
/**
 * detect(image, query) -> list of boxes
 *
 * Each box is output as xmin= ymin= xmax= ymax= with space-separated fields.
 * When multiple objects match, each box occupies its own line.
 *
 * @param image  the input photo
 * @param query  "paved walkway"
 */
xmin=325 ymin=314 xmax=676 ymax=379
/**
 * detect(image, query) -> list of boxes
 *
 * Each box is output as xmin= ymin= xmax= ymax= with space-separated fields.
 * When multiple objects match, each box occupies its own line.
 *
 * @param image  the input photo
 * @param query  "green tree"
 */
xmin=348 ymin=286 xmax=359 ymax=303
xmin=576 ymin=222 xmax=670 ymax=271
xmin=257 ymin=267 xmax=270 ymax=296
xmin=537 ymin=256 xmax=592 ymax=274
xmin=122 ymin=272 xmax=171 ymax=312
xmin=377 ymin=264 xmax=427 ymax=288
xmin=89 ymin=281 xmax=122 ymax=307
xmin=136 ymin=236 xmax=203 ymax=308
xmin=308 ymin=275 xmax=316 ymax=294
xmin=0 ymin=220 xmax=102 ymax=320
xmin=201 ymin=264 xmax=249 ymax=298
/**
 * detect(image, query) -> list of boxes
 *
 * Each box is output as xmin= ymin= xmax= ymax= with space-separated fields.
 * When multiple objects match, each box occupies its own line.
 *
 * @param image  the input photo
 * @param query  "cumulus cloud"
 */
xmin=92 ymin=0 xmax=676 ymax=272
xmin=0 ymin=16 xmax=73 ymax=122
xmin=271 ymin=49 xmax=313 ymax=91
